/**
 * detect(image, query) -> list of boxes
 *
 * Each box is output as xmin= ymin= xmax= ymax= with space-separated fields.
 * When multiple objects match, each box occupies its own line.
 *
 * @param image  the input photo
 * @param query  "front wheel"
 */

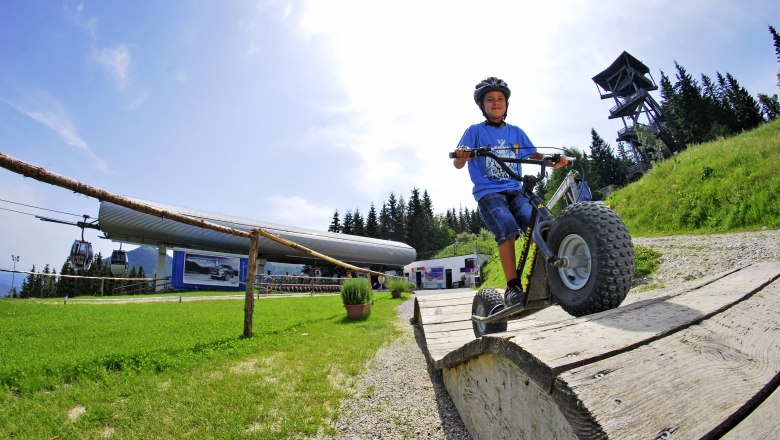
xmin=472 ymin=288 xmax=507 ymax=337
xmin=548 ymin=202 xmax=634 ymax=317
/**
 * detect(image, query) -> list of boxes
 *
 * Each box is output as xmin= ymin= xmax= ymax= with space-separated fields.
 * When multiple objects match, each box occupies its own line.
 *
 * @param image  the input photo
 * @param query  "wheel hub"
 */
xmin=557 ymin=234 xmax=591 ymax=290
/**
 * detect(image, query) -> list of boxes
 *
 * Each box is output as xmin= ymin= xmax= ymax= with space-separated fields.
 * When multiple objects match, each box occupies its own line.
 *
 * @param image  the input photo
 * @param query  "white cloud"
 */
xmin=2 ymin=92 xmax=110 ymax=173
xmin=293 ymin=0 xmax=775 ymax=213
xmin=295 ymin=0 xmax=585 ymax=211
xmin=64 ymin=3 xmax=147 ymax=107
xmin=94 ymin=44 xmax=132 ymax=91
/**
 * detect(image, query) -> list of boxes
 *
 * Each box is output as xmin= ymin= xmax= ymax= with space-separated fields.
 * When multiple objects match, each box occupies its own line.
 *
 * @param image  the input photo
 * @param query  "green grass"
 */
xmin=609 ymin=119 xmax=780 ymax=235
xmin=0 ymin=292 xmax=408 ymax=439
xmin=633 ymin=246 xmax=662 ymax=278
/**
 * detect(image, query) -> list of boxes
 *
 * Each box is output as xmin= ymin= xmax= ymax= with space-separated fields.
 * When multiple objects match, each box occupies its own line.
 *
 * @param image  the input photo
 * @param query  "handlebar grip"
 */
xmin=449 ymin=152 xmax=457 ymax=159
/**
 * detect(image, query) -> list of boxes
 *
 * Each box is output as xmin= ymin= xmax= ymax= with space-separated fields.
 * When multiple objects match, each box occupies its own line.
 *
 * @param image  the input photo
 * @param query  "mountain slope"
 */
xmin=102 ymin=246 xmax=172 ymax=277
xmin=609 ymin=119 xmax=780 ymax=236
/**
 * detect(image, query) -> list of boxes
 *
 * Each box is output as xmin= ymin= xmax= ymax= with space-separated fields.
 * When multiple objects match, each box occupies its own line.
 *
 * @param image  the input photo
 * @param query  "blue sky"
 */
xmin=1 ymin=0 xmax=779 ymax=290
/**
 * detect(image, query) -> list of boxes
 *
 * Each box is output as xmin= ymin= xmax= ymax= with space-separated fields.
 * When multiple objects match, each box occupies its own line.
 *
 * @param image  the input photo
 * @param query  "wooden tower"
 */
xmin=593 ymin=51 xmax=675 ymax=178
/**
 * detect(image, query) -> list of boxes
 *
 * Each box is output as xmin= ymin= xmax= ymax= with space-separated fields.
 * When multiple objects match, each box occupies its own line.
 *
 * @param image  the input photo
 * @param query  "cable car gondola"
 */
xmin=69 ymin=215 xmax=94 ymax=270
xmin=110 ymin=248 xmax=128 ymax=275
xmin=70 ymin=239 xmax=94 ymax=270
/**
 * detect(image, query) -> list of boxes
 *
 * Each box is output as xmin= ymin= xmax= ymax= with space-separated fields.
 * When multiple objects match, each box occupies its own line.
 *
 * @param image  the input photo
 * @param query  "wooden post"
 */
xmin=244 ymin=229 xmax=260 ymax=338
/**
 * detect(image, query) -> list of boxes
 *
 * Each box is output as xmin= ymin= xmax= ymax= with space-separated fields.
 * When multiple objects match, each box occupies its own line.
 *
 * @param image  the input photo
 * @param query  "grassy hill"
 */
xmin=609 ymin=119 xmax=780 ymax=235
xmin=479 ymin=119 xmax=780 ymax=288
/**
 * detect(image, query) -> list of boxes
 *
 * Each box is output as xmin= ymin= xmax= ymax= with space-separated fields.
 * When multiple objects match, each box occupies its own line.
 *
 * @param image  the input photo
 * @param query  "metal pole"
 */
xmin=10 ymin=255 xmax=19 ymax=295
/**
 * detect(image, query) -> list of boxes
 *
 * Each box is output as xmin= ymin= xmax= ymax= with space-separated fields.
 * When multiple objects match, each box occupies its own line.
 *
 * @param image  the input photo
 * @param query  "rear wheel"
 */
xmin=472 ymin=288 xmax=508 ymax=337
xmin=548 ymin=202 xmax=634 ymax=317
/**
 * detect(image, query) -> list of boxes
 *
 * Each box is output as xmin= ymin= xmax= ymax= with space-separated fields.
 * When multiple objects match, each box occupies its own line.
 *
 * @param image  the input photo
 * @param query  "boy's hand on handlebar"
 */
xmin=452 ymin=146 xmax=472 ymax=169
xmin=454 ymin=146 xmax=472 ymax=161
xmin=530 ymin=152 xmax=570 ymax=169
xmin=550 ymin=156 xmax=570 ymax=169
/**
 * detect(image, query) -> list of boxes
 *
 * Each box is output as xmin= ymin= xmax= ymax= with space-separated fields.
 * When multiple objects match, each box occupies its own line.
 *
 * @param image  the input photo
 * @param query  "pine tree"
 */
xmin=378 ymin=203 xmax=390 ymax=239
xmin=19 ymin=265 xmax=34 ymax=298
xmin=769 ymin=25 xmax=780 ymax=88
xmin=328 ymin=210 xmax=341 ymax=233
xmin=352 ymin=208 xmax=365 ymax=236
xmin=588 ymin=129 xmax=627 ymax=191
xmin=673 ymin=62 xmax=712 ymax=145
xmin=405 ymin=188 xmax=426 ymax=253
xmin=395 ymin=196 xmax=407 ymax=244
xmin=701 ymin=73 xmax=736 ymax=137
xmin=431 ymin=213 xmax=455 ymax=252
xmin=422 ymin=190 xmax=434 ymax=219
xmin=31 ymin=265 xmax=44 ymax=297
xmin=468 ymin=208 xmax=483 ymax=234
xmin=41 ymin=265 xmax=53 ymax=298
xmin=758 ymin=93 xmax=780 ymax=120
xmin=342 ymin=210 xmax=354 ymax=235
xmin=659 ymin=71 xmax=685 ymax=149
xmin=57 ymin=260 xmax=75 ymax=297
xmin=445 ymin=209 xmax=457 ymax=232
xmin=722 ymin=73 xmax=763 ymax=131
xmin=366 ymin=203 xmax=379 ymax=238
xmin=386 ymin=192 xmax=399 ymax=241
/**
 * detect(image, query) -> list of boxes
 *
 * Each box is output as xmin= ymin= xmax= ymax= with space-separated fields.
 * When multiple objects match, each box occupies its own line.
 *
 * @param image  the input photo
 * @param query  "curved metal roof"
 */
xmin=98 ymin=199 xmax=416 ymax=267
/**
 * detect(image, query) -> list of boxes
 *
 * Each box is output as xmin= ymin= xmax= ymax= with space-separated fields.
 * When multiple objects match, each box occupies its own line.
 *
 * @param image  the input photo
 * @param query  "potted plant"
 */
xmin=386 ymin=278 xmax=411 ymax=299
xmin=340 ymin=278 xmax=373 ymax=319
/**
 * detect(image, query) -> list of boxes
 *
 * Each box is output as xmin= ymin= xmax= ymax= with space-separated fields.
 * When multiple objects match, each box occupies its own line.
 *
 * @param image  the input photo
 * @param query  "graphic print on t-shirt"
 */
xmin=484 ymin=139 xmax=519 ymax=181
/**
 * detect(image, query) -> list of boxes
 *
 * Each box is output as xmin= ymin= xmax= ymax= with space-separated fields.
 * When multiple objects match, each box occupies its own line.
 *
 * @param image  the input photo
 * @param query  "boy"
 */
xmin=453 ymin=77 xmax=567 ymax=308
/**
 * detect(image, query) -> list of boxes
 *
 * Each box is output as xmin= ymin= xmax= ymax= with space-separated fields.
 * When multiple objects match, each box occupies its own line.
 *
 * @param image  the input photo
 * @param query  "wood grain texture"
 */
xmin=412 ymin=262 xmax=780 ymax=439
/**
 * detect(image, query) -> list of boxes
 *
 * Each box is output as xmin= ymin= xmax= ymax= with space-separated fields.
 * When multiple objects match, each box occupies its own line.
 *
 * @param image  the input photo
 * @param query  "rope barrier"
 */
xmin=0 ymin=151 xmax=403 ymax=337
xmin=0 ymin=152 xmax=395 ymax=280
xmin=0 ymin=268 xmax=159 ymax=282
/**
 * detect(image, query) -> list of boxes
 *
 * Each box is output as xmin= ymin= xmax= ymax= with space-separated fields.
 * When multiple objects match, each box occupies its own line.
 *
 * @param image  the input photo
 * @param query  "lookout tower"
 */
xmin=593 ymin=51 xmax=675 ymax=178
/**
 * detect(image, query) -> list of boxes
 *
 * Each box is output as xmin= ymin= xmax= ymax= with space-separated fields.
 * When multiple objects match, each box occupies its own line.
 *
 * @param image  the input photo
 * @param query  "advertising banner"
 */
xmin=172 ymin=249 xmax=247 ymax=290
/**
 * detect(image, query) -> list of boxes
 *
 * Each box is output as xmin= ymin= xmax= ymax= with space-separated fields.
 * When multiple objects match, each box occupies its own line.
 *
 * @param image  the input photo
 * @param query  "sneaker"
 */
xmin=504 ymin=285 xmax=526 ymax=307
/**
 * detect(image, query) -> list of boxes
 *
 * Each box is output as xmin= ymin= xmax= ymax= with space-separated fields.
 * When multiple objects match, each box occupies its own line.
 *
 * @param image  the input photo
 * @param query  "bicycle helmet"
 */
xmin=474 ymin=77 xmax=510 ymax=119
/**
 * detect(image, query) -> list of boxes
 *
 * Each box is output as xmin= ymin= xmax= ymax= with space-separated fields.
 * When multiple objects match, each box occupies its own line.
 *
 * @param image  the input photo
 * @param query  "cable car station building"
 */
xmin=96 ymin=198 xmax=417 ymax=291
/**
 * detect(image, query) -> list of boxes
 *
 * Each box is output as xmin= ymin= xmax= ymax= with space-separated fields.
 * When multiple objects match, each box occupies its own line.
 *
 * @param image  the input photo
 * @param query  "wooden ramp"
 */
xmin=413 ymin=262 xmax=780 ymax=439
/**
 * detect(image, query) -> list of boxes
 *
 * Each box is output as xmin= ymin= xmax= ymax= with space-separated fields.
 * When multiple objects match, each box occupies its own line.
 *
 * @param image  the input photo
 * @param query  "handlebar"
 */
xmin=449 ymin=147 xmax=575 ymax=184
xmin=448 ymin=147 xmax=575 ymax=163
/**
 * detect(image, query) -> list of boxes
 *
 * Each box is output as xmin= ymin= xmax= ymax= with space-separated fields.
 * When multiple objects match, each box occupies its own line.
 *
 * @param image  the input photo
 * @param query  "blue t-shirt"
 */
xmin=457 ymin=122 xmax=537 ymax=201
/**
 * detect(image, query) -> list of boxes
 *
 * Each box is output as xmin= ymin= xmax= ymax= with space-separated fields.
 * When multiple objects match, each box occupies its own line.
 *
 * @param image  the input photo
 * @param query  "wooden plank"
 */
xmin=424 ymin=329 xmax=475 ymax=343
xmin=415 ymin=305 xmax=472 ymax=325
xmin=419 ymin=320 xmax=473 ymax=333
xmin=553 ymin=277 xmax=780 ymax=439
xmin=415 ymin=267 xmax=728 ymax=329
xmin=416 ymin=297 xmax=473 ymax=309
xmin=424 ymin=327 xmax=474 ymax=339
xmin=414 ymin=263 xmax=760 ymax=370
xmin=722 ymin=384 xmax=780 ymax=439
xmin=415 ymin=291 xmax=473 ymax=304
xmin=441 ymin=262 xmax=779 ymax=375
xmin=416 ymin=301 xmax=472 ymax=314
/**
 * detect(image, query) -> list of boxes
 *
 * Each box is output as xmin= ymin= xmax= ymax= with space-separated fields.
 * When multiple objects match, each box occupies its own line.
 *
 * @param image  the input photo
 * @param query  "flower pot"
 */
xmin=345 ymin=303 xmax=371 ymax=320
xmin=391 ymin=290 xmax=402 ymax=299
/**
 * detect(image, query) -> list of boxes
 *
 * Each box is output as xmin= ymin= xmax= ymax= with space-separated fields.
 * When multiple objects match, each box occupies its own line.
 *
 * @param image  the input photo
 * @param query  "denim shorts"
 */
xmin=478 ymin=190 xmax=533 ymax=244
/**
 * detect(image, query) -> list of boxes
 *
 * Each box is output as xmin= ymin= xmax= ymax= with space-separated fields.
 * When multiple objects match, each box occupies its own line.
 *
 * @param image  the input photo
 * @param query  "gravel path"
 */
xmin=315 ymin=229 xmax=780 ymax=439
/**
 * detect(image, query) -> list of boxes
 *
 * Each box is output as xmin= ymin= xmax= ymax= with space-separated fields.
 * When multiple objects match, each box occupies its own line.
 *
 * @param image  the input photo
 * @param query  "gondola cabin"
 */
xmin=69 ymin=240 xmax=94 ymax=270
xmin=110 ymin=249 xmax=128 ymax=275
